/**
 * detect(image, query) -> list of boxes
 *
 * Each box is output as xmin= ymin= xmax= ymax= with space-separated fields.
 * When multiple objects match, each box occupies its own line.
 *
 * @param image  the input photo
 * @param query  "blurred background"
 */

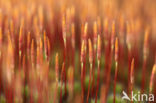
xmin=0 ymin=0 xmax=156 ymax=103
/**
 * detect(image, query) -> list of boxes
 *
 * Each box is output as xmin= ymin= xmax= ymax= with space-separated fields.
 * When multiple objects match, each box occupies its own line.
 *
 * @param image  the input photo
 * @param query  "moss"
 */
xmin=85 ymin=75 xmax=90 ymax=89
xmin=0 ymin=95 xmax=6 ymax=103
xmin=91 ymin=99 xmax=100 ymax=103
xmin=107 ymin=94 xmax=126 ymax=103
xmin=74 ymin=82 xmax=81 ymax=92
xmin=24 ymin=85 xmax=29 ymax=98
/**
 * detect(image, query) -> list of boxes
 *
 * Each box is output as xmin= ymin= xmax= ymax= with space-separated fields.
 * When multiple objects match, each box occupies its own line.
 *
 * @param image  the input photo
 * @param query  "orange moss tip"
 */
xmin=31 ymin=39 xmax=34 ymax=50
xmin=38 ymin=6 xmax=43 ymax=25
xmin=149 ymin=64 xmax=156 ymax=92
xmin=81 ymin=40 xmax=85 ymax=62
xmin=62 ymin=15 xmax=67 ymax=47
xmin=126 ymin=22 xmax=132 ymax=50
xmin=37 ymin=44 xmax=40 ymax=63
xmin=19 ymin=18 xmax=24 ymax=40
xmin=84 ymin=22 xmax=88 ymax=37
xmin=70 ymin=6 xmax=75 ymax=17
xmin=112 ymin=21 xmax=115 ymax=34
xmin=62 ymin=14 xmax=66 ymax=25
xmin=71 ymin=23 xmax=75 ymax=37
xmin=104 ymin=18 xmax=108 ymax=31
xmin=55 ymin=53 xmax=59 ymax=81
xmin=37 ymin=39 xmax=43 ymax=64
xmin=71 ymin=23 xmax=75 ymax=48
xmin=47 ymin=37 xmax=50 ymax=53
xmin=143 ymin=27 xmax=149 ymax=60
xmin=39 ymin=38 xmax=43 ymax=52
xmin=144 ymin=27 xmax=150 ymax=46
xmin=115 ymin=37 xmax=119 ymax=61
xmin=31 ymin=39 xmax=35 ymax=61
xmin=130 ymin=58 xmax=135 ymax=84
xmin=93 ymin=21 xmax=98 ymax=50
xmin=55 ymin=53 xmax=59 ymax=67
xmin=88 ymin=39 xmax=93 ymax=63
xmin=155 ymin=54 xmax=156 ymax=64
xmin=8 ymin=35 xmax=13 ymax=53
xmin=0 ymin=27 xmax=2 ymax=42
xmin=43 ymin=30 xmax=47 ymax=45
xmin=8 ymin=33 xmax=12 ymax=45
xmin=97 ymin=35 xmax=101 ymax=60
xmin=111 ymin=21 xmax=116 ymax=49
xmin=27 ymin=32 xmax=31 ymax=47
xmin=93 ymin=21 xmax=97 ymax=36
xmin=152 ymin=64 xmax=156 ymax=75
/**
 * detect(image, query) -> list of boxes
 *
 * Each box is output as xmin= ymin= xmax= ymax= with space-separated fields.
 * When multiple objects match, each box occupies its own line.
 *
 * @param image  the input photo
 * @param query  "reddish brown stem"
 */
xmin=130 ymin=59 xmax=134 ymax=103
xmin=81 ymin=63 xmax=84 ymax=103
xmin=60 ymin=63 xmax=65 ymax=103
xmin=91 ymin=51 xmax=96 ymax=98
xmin=113 ymin=63 xmax=118 ymax=103
xmin=141 ymin=59 xmax=147 ymax=93
xmin=128 ymin=50 xmax=132 ymax=95
xmin=95 ymin=61 xmax=100 ymax=103
xmin=63 ymin=45 xmax=67 ymax=99
xmin=87 ymin=64 xmax=92 ymax=103
xmin=113 ymin=37 xmax=119 ymax=103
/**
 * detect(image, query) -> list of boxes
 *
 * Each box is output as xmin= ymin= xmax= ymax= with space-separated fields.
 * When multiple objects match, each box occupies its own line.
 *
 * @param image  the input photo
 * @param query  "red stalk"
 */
xmin=31 ymin=39 xmax=35 ymax=66
xmin=141 ymin=28 xmax=149 ymax=93
xmin=87 ymin=39 xmax=93 ymax=103
xmin=95 ymin=35 xmax=101 ymax=103
xmin=91 ymin=21 xmax=97 ymax=98
xmin=54 ymin=53 xmax=59 ymax=103
xmin=149 ymin=64 xmax=156 ymax=93
xmin=60 ymin=62 xmax=65 ymax=103
xmin=113 ymin=37 xmax=119 ymax=103
xmin=148 ymin=64 xmax=156 ymax=103
xmin=81 ymin=40 xmax=85 ymax=103
xmin=126 ymin=22 xmax=133 ymax=95
xmin=103 ymin=19 xmax=111 ymax=100
xmin=0 ymin=28 xmax=2 ymax=92
xmin=71 ymin=23 xmax=75 ymax=68
xmin=130 ymin=58 xmax=134 ymax=103
xmin=105 ymin=21 xmax=115 ymax=100
xmin=62 ymin=15 xmax=67 ymax=99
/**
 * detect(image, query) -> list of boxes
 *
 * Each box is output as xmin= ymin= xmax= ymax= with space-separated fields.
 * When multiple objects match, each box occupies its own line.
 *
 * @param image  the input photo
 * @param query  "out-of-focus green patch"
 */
xmin=34 ymin=91 xmax=38 ymax=103
xmin=136 ymin=70 xmax=142 ymax=85
xmin=91 ymin=99 xmax=100 ymax=103
xmin=107 ymin=94 xmax=125 ymax=103
xmin=85 ymin=75 xmax=90 ymax=89
xmin=23 ymin=85 xmax=29 ymax=98
xmin=116 ymin=83 xmax=123 ymax=94
xmin=58 ymin=82 xmax=65 ymax=97
xmin=0 ymin=95 xmax=6 ymax=103
xmin=43 ymin=50 xmax=47 ymax=60
xmin=111 ymin=60 xmax=116 ymax=72
xmin=74 ymin=51 xmax=80 ymax=80
xmin=100 ymin=55 xmax=105 ymax=70
xmin=74 ymin=81 xmax=81 ymax=92
xmin=48 ymin=69 xmax=55 ymax=82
